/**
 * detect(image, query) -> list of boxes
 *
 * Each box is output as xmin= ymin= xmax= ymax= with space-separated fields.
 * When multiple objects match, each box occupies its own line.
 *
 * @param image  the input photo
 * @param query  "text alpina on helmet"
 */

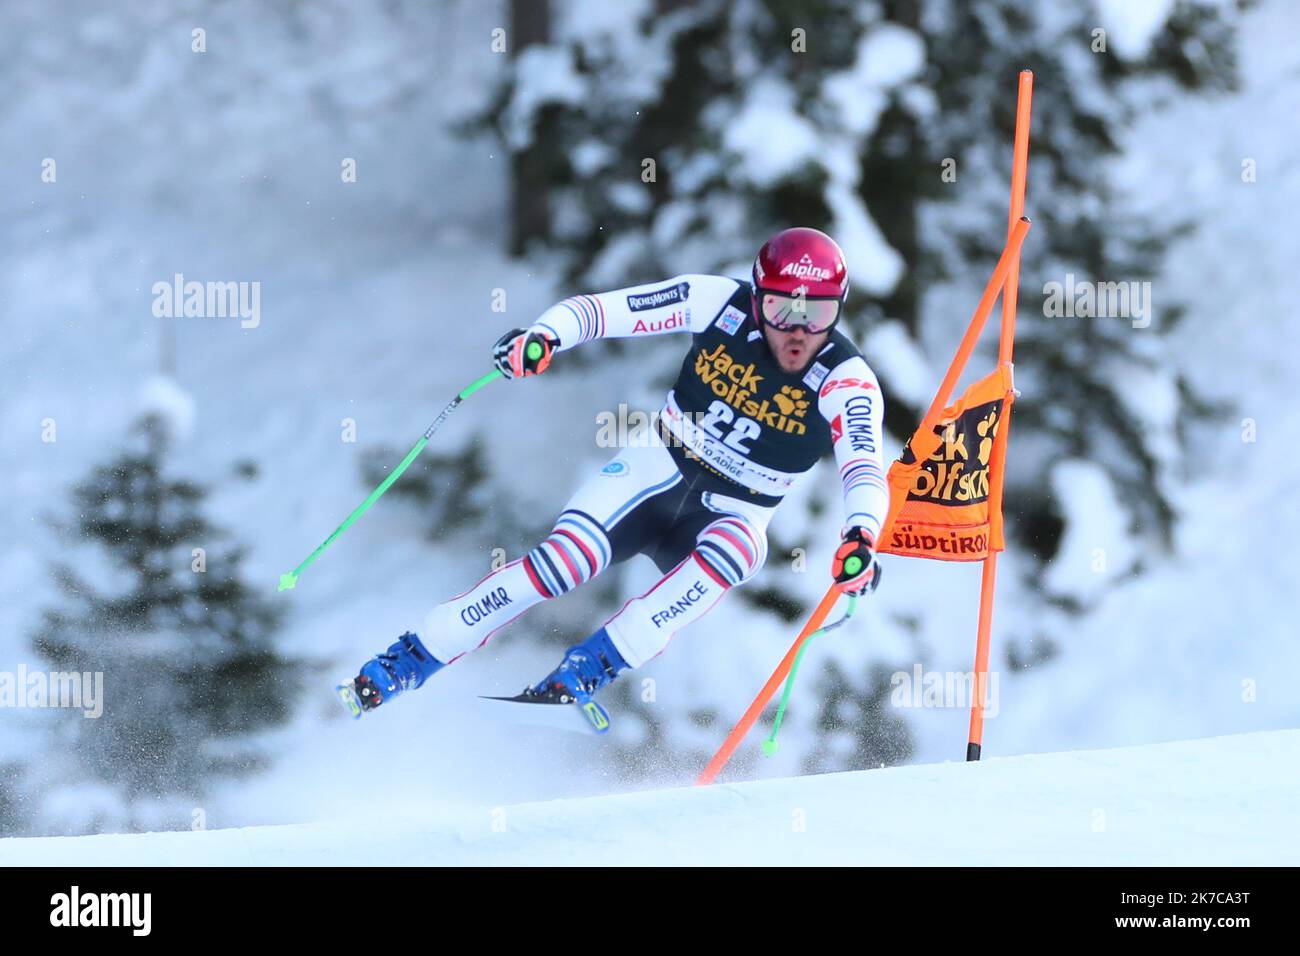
xmin=751 ymin=227 xmax=850 ymax=333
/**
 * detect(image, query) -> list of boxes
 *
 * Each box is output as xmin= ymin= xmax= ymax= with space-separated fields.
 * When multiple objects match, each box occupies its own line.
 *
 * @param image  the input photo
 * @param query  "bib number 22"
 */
xmin=699 ymin=399 xmax=760 ymax=452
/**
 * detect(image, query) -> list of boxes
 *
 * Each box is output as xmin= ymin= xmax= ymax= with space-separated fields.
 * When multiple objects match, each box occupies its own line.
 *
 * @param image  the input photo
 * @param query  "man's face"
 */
xmin=761 ymin=321 xmax=831 ymax=373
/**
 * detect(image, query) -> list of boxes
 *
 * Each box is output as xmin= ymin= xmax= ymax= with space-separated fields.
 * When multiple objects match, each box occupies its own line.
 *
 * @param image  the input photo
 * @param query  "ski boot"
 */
xmin=336 ymin=631 xmax=445 ymax=718
xmin=493 ymin=627 xmax=629 ymax=733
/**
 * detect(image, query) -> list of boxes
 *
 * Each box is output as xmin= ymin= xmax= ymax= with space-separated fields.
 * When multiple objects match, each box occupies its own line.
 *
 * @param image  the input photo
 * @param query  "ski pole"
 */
xmin=696 ymin=585 xmax=842 ymax=785
xmin=277 ymin=342 xmax=543 ymax=592
xmin=761 ymin=592 xmax=858 ymax=756
xmin=698 ymin=554 xmax=877 ymax=782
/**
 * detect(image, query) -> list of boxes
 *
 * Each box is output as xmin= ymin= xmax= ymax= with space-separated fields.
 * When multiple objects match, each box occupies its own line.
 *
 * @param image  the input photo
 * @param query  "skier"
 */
xmin=339 ymin=227 xmax=888 ymax=724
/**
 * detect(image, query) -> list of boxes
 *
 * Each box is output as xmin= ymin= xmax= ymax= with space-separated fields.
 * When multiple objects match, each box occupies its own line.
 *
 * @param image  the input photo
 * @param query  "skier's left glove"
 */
xmin=493 ymin=327 xmax=559 ymax=379
xmin=831 ymin=527 xmax=881 ymax=596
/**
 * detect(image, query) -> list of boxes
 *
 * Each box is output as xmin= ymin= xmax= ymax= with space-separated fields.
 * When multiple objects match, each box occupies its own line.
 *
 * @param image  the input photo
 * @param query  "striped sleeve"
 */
xmin=528 ymin=274 xmax=740 ymax=351
xmin=817 ymin=355 xmax=889 ymax=545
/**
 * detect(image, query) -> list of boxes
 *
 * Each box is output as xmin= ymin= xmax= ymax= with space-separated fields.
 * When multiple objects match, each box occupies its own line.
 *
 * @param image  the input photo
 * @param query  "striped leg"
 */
xmin=604 ymin=513 xmax=768 ymax=668
xmin=520 ymin=510 xmax=611 ymax=599
xmin=421 ymin=511 xmax=612 ymax=663
xmin=693 ymin=514 xmax=768 ymax=589
xmin=419 ymin=443 xmax=682 ymax=664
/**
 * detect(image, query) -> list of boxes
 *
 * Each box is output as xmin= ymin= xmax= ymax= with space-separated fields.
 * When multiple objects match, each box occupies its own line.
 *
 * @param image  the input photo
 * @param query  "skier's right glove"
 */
xmin=493 ymin=327 xmax=558 ymax=379
xmin=831 ymin=527 xmax=881 ymax=596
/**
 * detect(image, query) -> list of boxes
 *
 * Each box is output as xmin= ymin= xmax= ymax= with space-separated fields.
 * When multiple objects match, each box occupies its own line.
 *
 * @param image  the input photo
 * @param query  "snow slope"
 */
xmin=4 ymin=729 xmax=1295 ymax=866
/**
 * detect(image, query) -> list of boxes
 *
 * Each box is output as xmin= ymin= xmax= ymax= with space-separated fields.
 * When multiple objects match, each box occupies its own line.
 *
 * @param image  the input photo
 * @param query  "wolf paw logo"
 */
xmin=977 ymin=410 xmax=999 ymax=465
xmin=773 ymin=385 xmax=809 ymax=417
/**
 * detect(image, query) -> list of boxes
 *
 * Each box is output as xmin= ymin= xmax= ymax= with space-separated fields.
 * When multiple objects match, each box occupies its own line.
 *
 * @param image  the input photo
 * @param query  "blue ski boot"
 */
xmin=514 ymin=627 xmax=629 ymax=732
xmin=336 ymin=631 xmax=444 ymax=718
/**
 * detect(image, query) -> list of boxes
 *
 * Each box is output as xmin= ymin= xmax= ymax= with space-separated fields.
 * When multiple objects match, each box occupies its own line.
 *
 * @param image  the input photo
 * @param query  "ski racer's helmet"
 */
xmin=751 ymin=227 xmax=849 ymax=334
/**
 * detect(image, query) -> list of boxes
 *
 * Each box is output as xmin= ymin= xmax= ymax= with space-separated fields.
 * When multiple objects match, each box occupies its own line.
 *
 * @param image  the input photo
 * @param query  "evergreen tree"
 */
xmin=359 ymin=439 xmax=495 ymax=540
xmin=804 ymin=661 xmax=915 ymax=773
xmin=31 ymin=413 xmax=297 ymax=828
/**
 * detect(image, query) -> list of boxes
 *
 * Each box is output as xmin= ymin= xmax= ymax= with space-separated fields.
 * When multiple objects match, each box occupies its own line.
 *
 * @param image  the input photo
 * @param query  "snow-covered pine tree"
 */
xmin=30 ymin=413 xmax=297 ymax=832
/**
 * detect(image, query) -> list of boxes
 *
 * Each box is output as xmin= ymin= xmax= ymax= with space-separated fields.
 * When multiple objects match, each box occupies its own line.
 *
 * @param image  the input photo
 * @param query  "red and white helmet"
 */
xmin=751 ymin=227 xmax=849 ymax=334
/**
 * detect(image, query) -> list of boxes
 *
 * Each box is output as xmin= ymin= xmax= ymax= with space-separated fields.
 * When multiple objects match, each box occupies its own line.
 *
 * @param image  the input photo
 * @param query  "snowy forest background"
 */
xmin=2 ymin=0 xmax=1297 ymax=837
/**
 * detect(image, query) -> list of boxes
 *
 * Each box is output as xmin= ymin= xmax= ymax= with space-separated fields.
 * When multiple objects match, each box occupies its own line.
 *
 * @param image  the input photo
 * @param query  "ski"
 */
xmin=336 ymin=681 xmax=364 ymax=719
xmin=480 ymin=691 xmax=611 ymax=734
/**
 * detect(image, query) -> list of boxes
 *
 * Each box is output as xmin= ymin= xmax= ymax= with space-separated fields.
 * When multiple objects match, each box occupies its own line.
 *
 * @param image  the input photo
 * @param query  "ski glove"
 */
xmin=493 ymin=327 xmax=558 ymax=380
xmin=831 ymin=526 xmax=881 ymax=596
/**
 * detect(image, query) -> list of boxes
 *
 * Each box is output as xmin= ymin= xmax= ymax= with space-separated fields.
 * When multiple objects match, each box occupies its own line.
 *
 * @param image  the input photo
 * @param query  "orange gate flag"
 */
xmin=876 ymin=364 xmax=1014 ymax=562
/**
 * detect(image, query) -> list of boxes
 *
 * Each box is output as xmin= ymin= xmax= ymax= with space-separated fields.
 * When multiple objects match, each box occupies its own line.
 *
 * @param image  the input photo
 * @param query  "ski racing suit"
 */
xmin=420 ymin=274 xmax=888 ymax=670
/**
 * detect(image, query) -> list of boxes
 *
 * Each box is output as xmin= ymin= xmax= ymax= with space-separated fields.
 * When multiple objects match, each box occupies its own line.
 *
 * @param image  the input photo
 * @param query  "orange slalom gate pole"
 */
xmin=999 ymin=69 xmax=1033 ymax=363
xmin=967 ymin=70 xmax=1033 ymax=761
xmin=922 ymin=215 xmax=1031 ymax=422
xmin=695 ymin=586 xmax=842 ymax=786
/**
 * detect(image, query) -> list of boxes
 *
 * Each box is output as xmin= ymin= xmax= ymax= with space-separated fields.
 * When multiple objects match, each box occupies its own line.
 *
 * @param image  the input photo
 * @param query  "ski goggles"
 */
xmin=756 ymin=289 xmax=843 ymax=333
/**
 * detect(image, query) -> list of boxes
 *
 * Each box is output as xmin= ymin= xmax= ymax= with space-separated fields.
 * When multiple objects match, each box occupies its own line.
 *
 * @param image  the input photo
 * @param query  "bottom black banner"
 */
xmin=0 ymin=866 xmax=1285 ymax=940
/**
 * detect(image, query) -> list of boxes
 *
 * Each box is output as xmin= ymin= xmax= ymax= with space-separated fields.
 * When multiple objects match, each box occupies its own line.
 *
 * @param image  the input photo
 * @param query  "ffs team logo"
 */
xmin=693 ymin=342 xmax=812 ymax=435
xmin=714 ymin=304 xmax=746 ymax=336
xmin=627 ymin=281 xmax=690 ymax=312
